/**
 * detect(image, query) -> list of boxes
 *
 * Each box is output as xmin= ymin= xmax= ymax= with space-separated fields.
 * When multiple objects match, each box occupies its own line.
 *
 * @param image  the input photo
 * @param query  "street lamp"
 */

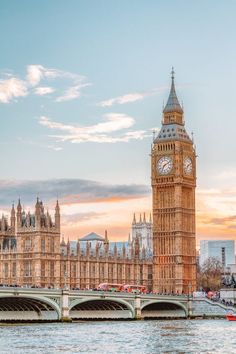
xmin=187 ymin=282 xmax=192 ymax=318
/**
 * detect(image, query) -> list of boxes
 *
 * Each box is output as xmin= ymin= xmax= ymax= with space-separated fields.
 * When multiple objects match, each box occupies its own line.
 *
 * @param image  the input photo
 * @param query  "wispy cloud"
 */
xmin=0 ymin=65 xmax=90 ymax=103
xmin=26 ymin=64 xmax=77 ymax=86
xmin=98 ymin=88 xmax=166 ymax=107
xmin=56 ymin=83 xmax=91 ymax=102
xmin=0 ymin=77 xmax=28 ymax=103
xmin=27 ymin=64 xmax=90 ymax=101
xmin=34 ymin=86 xmax=55 ymax=95
xmin=196 ymin=187 xmax=236 ymax=241
xmin=209 ymin=215 xmax=236 ymax=226
xmin=17 ymin=137 xmax=62 ymax=152
xmin=47 ymin=145 xmax=63 ymax=151
xmin=39 ymin=113 xmax=152 ymax=144
xmin=61 ymin=212 xmax=105 ymax=226
xmin=0 ymin=178 xmax=150 ymax=207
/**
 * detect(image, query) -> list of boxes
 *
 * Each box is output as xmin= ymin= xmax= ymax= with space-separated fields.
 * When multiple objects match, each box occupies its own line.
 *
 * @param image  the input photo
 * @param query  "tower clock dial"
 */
xmin=183 ymin=156 xmax=193 ymax=174
xmin=157 ymin=156 xmax=173 ymax=175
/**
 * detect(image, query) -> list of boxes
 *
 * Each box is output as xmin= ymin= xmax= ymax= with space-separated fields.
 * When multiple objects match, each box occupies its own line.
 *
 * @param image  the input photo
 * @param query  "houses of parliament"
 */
xmin=0 ymin=71 xmax=196 ymax=293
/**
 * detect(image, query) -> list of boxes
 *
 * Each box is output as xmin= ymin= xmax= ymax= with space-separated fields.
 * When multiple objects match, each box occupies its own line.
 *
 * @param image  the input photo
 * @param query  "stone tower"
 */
xmin=151 ymin=69 xmax=196 ymax=294
xmin=16 ymin=198 xmax=61 ymax=287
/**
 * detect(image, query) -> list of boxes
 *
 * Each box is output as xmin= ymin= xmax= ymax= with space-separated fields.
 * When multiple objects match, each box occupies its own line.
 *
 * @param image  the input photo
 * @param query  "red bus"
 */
xmin=122 ymin=284 xmax=147 ymax=294
xmin=97 ymin=283 xmax=123 ymax=292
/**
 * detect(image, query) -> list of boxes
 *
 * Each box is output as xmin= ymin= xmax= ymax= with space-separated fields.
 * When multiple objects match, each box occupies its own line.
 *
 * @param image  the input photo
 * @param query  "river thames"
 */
xmin=0 ymin=319 xmax=235 ymax=353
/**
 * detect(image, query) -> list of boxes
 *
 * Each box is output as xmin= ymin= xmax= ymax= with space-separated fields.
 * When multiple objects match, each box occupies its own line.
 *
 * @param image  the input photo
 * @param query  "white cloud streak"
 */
xmin=0 ymin=65 xmax=90 ymax=103
xmin=98 ymin=88 xmax=166 ymax=107
xmin=56 ymin=83 xmax=91 ymax=102
xmin=39 ymin=114 xmax=152 ymax=144
xmin=0 ymin=77 xmax=28 ymax=103
xmin=26 ymin=64 xmax=70 ymax=86
xmin=34 ymin=86 xmax=55 ymax=95
xmin=27 ymin=64 xmax=90 ymax=102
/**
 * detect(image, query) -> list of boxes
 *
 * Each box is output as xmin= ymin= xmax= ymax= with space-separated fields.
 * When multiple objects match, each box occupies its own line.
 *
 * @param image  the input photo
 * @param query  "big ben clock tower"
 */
xmin=151 ymin=69 xmax=196 ymax=294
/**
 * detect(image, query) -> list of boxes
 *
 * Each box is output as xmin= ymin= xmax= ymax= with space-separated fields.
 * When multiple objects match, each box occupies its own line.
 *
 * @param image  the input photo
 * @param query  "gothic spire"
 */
xmin=11 ymin=203 xmax=15 ymax=216
xmin=55 ymin=199 xmax=60 ymax=213
xmin=104 ymin=230 xmax=109 ymax=244
xmin=143 ymin=212 xmax=146 ymax=223
xmin=163 ymin=67 xmax=183 ymax=114
xmin=17 ymin=198 xmax=22 ymax=212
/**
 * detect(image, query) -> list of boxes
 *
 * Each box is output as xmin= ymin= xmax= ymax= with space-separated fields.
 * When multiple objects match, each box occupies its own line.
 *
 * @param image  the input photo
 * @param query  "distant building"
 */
xmin=131 ymin=213 xmax=153 ymax=256
xmin=200 ymin=240 xmax=235 ymax=267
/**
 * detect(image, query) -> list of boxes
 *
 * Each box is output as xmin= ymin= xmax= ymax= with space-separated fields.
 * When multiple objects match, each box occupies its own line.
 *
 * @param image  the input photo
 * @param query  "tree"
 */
xmin=197 ymin=257 xmax=224 ymax=291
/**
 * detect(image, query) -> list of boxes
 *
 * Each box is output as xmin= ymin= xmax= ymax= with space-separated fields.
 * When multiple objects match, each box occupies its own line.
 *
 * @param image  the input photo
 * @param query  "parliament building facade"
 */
xmin=0 ymin=199 xmax=153 ymax=290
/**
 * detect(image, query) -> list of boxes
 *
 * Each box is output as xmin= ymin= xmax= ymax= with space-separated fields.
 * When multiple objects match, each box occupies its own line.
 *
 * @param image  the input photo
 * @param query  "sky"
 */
xmin=0 ymin=0 xmax=236 ymax=243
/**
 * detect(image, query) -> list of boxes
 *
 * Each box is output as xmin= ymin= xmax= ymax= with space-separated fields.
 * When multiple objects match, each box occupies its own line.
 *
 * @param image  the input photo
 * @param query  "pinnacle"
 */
xmin=163 ymin=68 xmax=183 ymax=114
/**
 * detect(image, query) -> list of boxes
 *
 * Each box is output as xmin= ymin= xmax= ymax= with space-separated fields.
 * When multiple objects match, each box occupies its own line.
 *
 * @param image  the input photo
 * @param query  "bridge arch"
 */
xmin=69 ymin=297 xmax=135 ymax=319
xmin=141 ymin=300 xmax=187 ymax=319
xmin=0 ymin=295 xmax=61 ymax=321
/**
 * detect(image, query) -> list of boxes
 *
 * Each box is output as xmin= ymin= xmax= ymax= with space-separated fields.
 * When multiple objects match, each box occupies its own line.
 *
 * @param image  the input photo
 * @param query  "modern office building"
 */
xmin=200 ymin=240 xmax=235 ymax=267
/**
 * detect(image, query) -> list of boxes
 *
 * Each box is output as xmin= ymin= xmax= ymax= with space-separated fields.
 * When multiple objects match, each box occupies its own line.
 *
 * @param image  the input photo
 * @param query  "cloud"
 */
xmin=0 ymin=77 xmax=28 ymax=103
xmin=47 ymin=145 xmax=63 ymax=151
xmin=26 ymin=64 xmax=67 ymax=86
xmin=0 ymin=65 xmax=90 ymax=103
xmin=209 ymin=215 xmax=236 ymax=226
xmin=61 ymin=212 xmax=104 ymax=226
xmin=34 ymin=86 xmax=55 ymax=95
xmin=27 ymin=64 xmax=90 ymax=101
xmin=98 ymin=88 xmax=166 ymax=107
xmin=27 ymin=65 xmax=45 ymax=86
xmin=196 ymin=187 xmax=236 ymax=241
xmin=0 ymin=178 xmax=150 ymax=207
xmin=39 ymin=113 xmax=152 ymax=144
xmin=56 ymin=83 xmax=91 ymax=102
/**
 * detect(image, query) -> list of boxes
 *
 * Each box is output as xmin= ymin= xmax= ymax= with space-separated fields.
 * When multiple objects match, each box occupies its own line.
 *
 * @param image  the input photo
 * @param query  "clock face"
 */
xmin=183 ymin=157 xmax=193 ymax=174
xmin=157 ymin=156 xmax=173 ymax=175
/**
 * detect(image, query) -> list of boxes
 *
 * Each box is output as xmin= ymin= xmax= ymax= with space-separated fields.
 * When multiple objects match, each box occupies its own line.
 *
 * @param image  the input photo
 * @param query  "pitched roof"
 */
xmin=79 ymin=232 xmax=105 ymax=241
xmin=163 ymin=68 xmax=183 ymax=114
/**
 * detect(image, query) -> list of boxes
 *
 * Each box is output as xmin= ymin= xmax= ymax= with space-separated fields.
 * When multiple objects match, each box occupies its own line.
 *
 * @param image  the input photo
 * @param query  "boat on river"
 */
xmin=226 ymin=313 xmax=236 ymax=321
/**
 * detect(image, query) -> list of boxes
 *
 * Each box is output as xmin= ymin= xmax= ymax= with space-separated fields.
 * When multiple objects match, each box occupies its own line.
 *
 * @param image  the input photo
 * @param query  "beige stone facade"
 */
xmin=151 ymin=70 xmax=197 ymax=294
xmin=0 ymin=200 xmax=153 ymax=290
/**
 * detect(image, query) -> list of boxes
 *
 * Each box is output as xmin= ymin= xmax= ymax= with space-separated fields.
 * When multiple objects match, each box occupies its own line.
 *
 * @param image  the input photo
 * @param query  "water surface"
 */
xmin=0 ymin=320 xmax=235 ymax=353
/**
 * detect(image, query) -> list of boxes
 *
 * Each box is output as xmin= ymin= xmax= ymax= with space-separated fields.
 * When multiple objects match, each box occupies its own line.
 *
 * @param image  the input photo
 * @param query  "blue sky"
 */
xmin=0 ymin=0 xmax=236 ymax=241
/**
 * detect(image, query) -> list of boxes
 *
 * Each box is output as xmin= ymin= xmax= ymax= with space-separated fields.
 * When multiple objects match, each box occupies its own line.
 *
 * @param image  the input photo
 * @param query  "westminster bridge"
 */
xmin=0 ymin=287 xmax=232 ymax=322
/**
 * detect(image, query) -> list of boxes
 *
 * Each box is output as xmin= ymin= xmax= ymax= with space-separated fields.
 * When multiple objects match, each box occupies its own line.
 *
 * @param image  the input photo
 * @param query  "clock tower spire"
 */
xmin=151 ymin=69 xmax=197 ymax=294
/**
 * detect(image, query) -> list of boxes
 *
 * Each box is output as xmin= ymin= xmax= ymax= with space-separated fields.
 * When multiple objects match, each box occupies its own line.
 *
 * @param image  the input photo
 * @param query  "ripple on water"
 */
xmin=0 ymin=320 xmax=235 ymax=354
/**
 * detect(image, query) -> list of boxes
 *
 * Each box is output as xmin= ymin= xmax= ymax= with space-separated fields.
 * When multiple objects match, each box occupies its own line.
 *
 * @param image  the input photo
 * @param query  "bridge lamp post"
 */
xmin=187 ymin=282 xmax=193 ymax=318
